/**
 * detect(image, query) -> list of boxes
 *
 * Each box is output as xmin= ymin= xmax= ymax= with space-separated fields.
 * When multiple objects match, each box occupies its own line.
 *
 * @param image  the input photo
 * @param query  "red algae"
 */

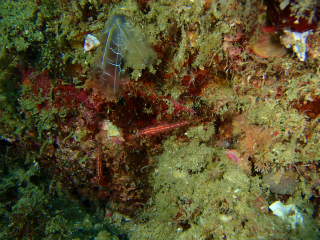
xmin=54 ymin=80 xmax=91 ymax=110
xmin=293 ymin=95 xmax=320 ymax=119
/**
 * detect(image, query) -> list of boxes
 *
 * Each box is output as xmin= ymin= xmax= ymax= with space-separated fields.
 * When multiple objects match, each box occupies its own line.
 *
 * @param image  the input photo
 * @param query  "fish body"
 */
xmin=96 ymin=144 xmax=103 ymax=179
xmin=139 ymin=120 xmax=192 ymax=136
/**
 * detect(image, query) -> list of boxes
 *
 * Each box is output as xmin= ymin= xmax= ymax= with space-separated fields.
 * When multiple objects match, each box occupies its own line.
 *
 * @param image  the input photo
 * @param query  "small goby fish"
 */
xmin=138 ymin=120 xmax=193 ymax=136
xmin=96 ymin=144 xmax=103 ymax=179
xmin=96 ymin=145 xmax=109 ymax=188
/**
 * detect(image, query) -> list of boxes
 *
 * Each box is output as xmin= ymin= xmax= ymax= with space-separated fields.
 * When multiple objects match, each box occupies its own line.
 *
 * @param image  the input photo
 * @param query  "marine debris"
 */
xmin=269 ymin=200 xmax=304 ymax=229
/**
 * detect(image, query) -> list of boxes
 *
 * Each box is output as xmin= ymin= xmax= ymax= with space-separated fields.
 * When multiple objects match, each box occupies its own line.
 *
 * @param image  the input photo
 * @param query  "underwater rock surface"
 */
xmin=1 ymin=0 xmax=320 ymax=239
